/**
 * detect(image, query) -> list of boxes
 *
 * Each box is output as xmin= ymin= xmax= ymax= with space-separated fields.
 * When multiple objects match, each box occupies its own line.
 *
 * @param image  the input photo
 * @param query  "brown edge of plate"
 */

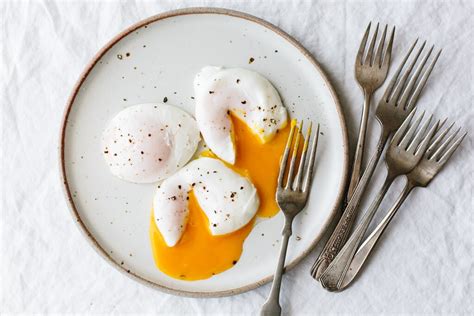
xmin=59 ymin=7 xmax=349 ymax=298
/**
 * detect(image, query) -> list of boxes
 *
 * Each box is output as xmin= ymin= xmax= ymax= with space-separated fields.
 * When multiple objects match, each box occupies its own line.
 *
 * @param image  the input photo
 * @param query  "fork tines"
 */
xmin=357 ymin=22 xmax=395 ymax=68
xmin=278 ymin=120 xmax=320 ymax=193
xmin=392 ymin=109 xmax=438 ymax=156
xmin=383 ymin=39 xmax=442 ymax=110
xmin=426 ymin=121 xmax=467 ymax=164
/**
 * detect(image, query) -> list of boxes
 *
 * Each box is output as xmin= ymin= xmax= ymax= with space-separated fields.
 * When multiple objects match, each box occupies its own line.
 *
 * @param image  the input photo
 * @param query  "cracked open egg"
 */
xmin=148 ymin=67 xmax=292 ymax=280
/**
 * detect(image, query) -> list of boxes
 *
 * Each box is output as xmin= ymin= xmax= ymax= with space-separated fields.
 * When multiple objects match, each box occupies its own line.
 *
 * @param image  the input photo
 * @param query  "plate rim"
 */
xmin=59 ymin=7 xmax=349 ymax=298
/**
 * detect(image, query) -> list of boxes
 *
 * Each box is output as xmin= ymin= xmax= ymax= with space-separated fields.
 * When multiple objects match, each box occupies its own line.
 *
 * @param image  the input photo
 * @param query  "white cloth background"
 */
xmin=1 ymin=0 xmax=473 ymax=314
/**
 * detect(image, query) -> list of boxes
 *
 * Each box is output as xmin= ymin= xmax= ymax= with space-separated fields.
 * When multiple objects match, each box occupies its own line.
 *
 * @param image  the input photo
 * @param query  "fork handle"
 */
xmin=340 ymin=183 xmax=414 ymax=289
xmin=347 ymin=91 xmax=372 ymax=200
xmin=261 ymin=220 xmax=292 ymax=316
xmin=311 ymin=128 xmax=390 ymax=280
xmin=319 ymin=175 xmax=394 ymax=290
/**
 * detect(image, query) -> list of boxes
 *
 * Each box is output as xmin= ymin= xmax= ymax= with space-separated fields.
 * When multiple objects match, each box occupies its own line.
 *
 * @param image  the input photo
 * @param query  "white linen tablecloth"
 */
xmin=1 ymin=0 xmax=473 ymax=314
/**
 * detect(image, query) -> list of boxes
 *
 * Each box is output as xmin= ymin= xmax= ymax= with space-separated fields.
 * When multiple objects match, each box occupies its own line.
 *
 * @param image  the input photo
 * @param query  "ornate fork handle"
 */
xmin=340 ymin=183 xmax=414 ymax=288
xmin=311 ymin=128 xmax=390 ymax=279
xmin=319 ymin=174 xmax=394 ymax=290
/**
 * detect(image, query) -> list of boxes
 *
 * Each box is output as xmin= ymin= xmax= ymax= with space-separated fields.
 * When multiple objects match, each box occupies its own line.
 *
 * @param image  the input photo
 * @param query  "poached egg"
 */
xmin=102 ymin=103 xmax=200 ymax=183
xmin=153 ymin=157 xmax=259 ymax=247
xmin=194 ymin=66 xmax=288 ymax=164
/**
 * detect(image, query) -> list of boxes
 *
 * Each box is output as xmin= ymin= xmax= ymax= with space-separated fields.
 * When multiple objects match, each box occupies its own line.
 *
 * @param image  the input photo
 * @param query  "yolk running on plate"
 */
xmin=203 ymin=114 xmax=293 ymax=218
xmin=150 ymin=190 xmax=254 ymax=281
xmin=150 ymin=115 xmax=299 ymax=281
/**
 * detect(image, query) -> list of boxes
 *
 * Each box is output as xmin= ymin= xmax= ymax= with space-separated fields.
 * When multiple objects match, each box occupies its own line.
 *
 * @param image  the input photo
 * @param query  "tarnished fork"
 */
xmin=312 ymin=39 xmax=442 ymax=280
xmin=348 ymin=22 xmax=395 ymax=200
xmin=261 ymin=120 xmax=319 ymax=316
xmin=340 ymin=122 xmax=466 ymax=289
xmin=319 ymin=110 xmax=439 ymax=290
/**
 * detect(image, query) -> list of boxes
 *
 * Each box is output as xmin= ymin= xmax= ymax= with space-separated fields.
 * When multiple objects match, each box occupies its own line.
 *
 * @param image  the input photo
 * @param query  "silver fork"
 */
xmin=319 ymin=110 xmax=439 ymax=290
xmin=348 ymin=22 xmax=395 ymax=200
xmin=311 ymin=39 xmax=441 ymax=280
xmin=340 ymin=122 xmax=466 ymax=289
xmin=261 ymin=120 xmax=319 ymax=316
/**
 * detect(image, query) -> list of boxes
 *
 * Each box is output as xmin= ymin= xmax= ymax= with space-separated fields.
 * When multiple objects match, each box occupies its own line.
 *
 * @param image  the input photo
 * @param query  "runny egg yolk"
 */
xmin=220 ymin=114 xmax=292 ymax=217
xmin=150 ymin=115 xmax=293 ymax=280
xmin=150 ymin=191 xmax=254 ymax=281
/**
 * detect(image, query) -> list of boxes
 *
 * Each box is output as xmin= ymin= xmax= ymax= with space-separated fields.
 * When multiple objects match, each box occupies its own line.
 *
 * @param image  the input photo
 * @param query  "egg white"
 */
xmin=153 ymin=157 xmax=259 ymax=247
xmin=194 ymin=66 xmax=288 ymax=164
xmin=102 ymin=103 xmax=200 ymax=183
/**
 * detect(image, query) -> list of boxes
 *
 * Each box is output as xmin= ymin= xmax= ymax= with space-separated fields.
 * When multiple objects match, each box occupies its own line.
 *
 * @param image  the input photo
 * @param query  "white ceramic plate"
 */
xmin=60 ymin=8 xmax=348 ymax=297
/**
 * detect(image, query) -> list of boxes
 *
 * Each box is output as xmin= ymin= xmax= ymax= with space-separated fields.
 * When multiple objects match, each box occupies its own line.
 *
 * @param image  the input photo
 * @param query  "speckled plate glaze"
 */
xmin=60 ymin=8 xmax=349 ymax=297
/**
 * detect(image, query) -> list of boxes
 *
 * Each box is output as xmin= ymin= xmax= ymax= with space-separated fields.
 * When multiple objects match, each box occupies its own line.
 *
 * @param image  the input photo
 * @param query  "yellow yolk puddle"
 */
xmin=150 ymin=190 xmax=254 ymax=281
xmin=150 ymin=115 xmax=296 ymax=281
xmin=203 ymin=115 xmax=292 ymax=218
